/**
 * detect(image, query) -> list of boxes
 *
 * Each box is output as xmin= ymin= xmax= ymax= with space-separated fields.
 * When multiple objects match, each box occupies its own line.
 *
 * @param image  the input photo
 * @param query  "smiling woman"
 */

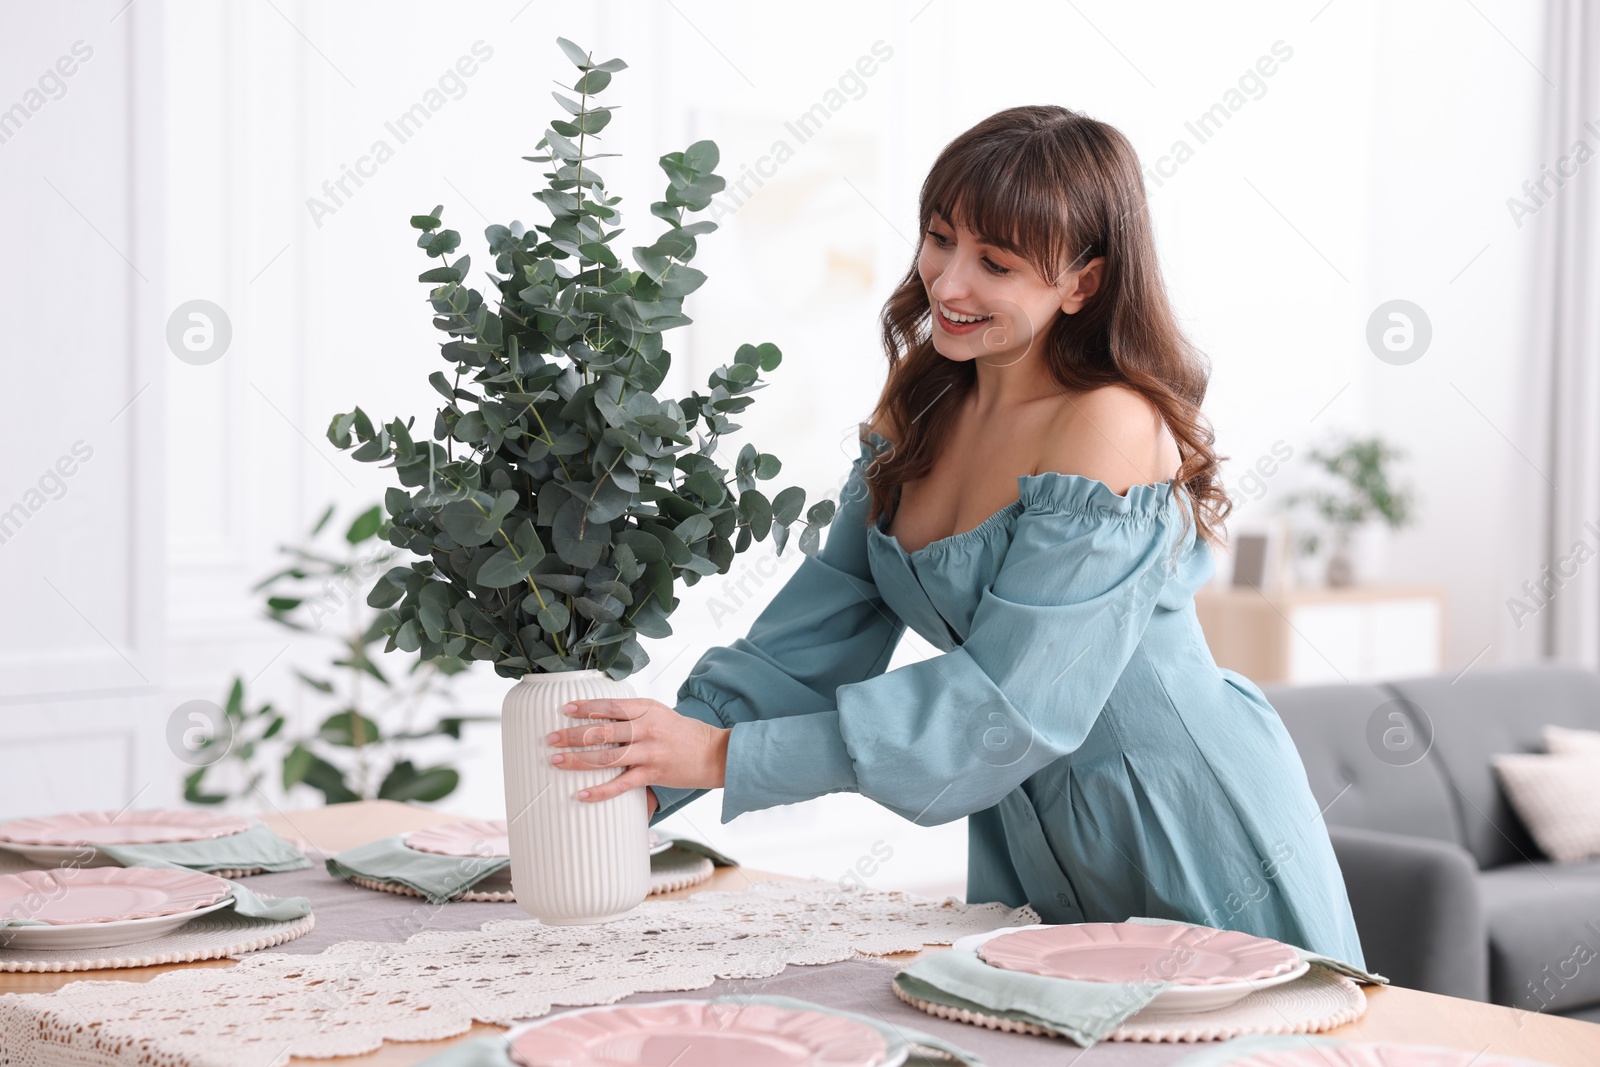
xmin=550 ymin=104 xmax=1367 ymax=967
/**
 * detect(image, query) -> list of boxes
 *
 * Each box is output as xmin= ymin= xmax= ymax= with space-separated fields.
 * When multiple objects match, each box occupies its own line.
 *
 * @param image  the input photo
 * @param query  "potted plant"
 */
xmin=180 ymin=504 xmax=490 ymax=810
xmin=1283 ymin=433 xmax=1417 ymax=587
xmin=327 ymin=37 xmax=835 ymax=923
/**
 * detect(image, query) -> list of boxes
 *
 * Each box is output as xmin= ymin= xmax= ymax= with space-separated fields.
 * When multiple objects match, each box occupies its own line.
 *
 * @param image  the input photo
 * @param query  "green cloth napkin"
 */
xmin=0 ymin=877 xmax=310 ymax=929
xmin=894 ymin=916 xmax=1388 ymax=1048
xmin=412 ymin=993 xmax=981 ymax=1066
xmin=895 ymin=947 xmax=1168 ymax=1045
xmin=223 ymin=878 xmax=312 ymax=920
xmin=327 ymin=833 xmax=738 ymax=906
xmin=325 ymin=835 xmax=509 ymax=905
xmin=92 ymin=821 xmax=311 ymax=874
xmin=653 ymin=833 xmax=739 ymax=867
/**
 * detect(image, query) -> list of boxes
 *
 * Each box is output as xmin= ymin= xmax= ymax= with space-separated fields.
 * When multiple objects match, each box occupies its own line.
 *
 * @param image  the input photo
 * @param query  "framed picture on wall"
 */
xmin=1228 ymin=514 xmax=1289 ymax=591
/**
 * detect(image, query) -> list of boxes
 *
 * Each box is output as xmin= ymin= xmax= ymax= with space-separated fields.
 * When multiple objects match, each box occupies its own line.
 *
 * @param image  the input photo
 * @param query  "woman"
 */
xmin=546 ymin=105 xmax=1366 ymax=965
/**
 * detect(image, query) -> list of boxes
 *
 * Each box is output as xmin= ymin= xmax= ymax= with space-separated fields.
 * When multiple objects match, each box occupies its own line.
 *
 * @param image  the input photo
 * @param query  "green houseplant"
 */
xmin=1283 ymin=433 xmax=1417 ymax=587
xmin=327 ymin=36 xmax=834 ymax=681
xmin=325 ymin=36 xmax=835 ymax=923
xmin=183 ymin=504 xmax=490 ymax=808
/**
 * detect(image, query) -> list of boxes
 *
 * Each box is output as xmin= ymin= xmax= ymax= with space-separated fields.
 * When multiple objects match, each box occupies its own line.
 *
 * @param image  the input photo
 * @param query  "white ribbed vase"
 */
xmin=501 ymin=669 xmax=650 ymax=924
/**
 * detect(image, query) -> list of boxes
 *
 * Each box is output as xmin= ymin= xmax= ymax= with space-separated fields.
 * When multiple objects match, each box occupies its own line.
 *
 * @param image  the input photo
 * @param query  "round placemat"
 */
xmin=647 ymin=848 xmax=717 ymax=894
xmin=0 ymin=910 xmax=316 ymax=973
xmin=892 ymin=963 xmax=1366 ymax=1043
xmin=348 ymin=874 xmax=517 ymax=903
xmin=346 ymin=849 xmax=716 ymax=903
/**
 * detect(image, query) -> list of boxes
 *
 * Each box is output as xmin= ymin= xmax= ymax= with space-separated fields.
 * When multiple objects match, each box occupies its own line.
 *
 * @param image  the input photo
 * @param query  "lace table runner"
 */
xmin=0 ymin=878 xmax=1037 ymax=1067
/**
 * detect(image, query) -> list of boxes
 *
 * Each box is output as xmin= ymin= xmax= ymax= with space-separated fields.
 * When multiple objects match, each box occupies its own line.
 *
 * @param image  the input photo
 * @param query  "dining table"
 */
xmin=3 ymin=799 xmax=1599 ymax=1066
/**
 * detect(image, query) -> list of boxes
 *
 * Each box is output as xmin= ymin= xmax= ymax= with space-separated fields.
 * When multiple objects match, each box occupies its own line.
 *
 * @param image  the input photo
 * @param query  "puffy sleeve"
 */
xmin=712 ymin=458 xmax=1188 ymax=827
xmin=648 ymin=435 xmax=907 ymax=825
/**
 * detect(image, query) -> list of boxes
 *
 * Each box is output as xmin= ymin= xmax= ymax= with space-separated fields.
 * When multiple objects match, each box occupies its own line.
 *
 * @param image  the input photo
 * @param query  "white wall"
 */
xmin=0 ymin=2 xmax=168 ymax=815
xmin=0 ymin=0 xmax=1549 ymax=898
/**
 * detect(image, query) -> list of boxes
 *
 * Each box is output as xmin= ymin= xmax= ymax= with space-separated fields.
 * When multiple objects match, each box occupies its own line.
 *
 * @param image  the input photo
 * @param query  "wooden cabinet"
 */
xmin=1194 ymin=586 xmax=1447 ymax=685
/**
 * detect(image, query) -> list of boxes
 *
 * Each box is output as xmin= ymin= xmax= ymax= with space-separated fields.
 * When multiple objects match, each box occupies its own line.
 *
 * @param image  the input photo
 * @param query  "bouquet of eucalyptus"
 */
xmin=328 ymin=37 xmax=834 ymax=681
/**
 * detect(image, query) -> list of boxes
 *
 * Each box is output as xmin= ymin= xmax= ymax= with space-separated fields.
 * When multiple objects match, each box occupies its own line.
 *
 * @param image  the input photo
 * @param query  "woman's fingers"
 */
xmin=547 ymin=720 xmax=639 ymax=749
xmin=576 ymin=766 xmax=651 ymax=803
xmin=562 ymin=698 xmax=654 ymax=721
xmin=550 ymin=740 xmax=640 ymax=770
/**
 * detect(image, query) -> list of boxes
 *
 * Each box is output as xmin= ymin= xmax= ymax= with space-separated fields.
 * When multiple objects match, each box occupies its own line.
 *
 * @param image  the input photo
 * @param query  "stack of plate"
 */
xmin=402 ymin=819 xmax=517 ymax=893
xmin=953 ymin=922 xmax=1310 ymax=1014
xmin=0 ymin=866 xmax=234 ymax=950
xmin=0 ymin=810 xmax=254 ymax=868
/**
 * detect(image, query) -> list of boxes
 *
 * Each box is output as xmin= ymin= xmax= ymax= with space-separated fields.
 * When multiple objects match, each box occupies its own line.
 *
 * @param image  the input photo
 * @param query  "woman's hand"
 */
xmin=546 ymin=698 xmax=729 ymax=804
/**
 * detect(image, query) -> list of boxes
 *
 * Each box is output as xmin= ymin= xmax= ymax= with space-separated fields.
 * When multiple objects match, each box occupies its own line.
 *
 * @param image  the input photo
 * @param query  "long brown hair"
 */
xmin=864 ymin=104 xmax=1231 ymax=551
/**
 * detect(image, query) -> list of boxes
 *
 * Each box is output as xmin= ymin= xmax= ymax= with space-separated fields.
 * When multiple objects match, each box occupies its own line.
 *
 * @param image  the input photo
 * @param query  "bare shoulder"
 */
xmin=1037 ymin=385 xmax=1181 ymax=494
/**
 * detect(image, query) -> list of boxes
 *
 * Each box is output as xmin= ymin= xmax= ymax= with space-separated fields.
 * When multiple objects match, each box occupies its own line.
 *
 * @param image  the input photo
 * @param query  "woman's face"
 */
xmin=916 ymin=209 xmax=1103 ymax=365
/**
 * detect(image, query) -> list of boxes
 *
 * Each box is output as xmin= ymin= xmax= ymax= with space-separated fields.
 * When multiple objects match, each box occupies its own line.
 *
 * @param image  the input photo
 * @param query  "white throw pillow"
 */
xmin=1543 ymin=723 xmax=1600 ymax=755
xmin=1491 ymin=753 xmax=1600 ymax=864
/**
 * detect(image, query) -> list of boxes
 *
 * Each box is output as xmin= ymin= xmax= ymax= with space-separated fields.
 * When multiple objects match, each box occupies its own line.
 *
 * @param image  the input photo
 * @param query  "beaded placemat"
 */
xmin=892 ymin=964 xmax=1366 ymax=1043
xmin=0 ymin=910 xmax=316 ymax=973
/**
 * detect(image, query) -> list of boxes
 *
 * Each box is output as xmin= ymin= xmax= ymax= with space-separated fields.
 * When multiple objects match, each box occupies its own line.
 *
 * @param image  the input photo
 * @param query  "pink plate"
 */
xmin=977 ymin=922 xmax=1302 ymax=985
xmin=509 ymin=999 xmax=893 ymax=1067
xmin=0 ymin=809 xmax=251 ymax=847
xmin=0 ymin=866 xmax=231 ymax=925
xmin=404 ymin=819 xmax=510 ymax=858
xmin=1228 ymin=1043 xmax=1556 ymax=1066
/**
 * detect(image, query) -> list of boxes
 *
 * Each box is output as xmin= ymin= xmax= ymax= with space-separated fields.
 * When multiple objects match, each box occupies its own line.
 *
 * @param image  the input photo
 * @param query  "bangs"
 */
xmin=923 ymin=137 xmax=1090 ymax=284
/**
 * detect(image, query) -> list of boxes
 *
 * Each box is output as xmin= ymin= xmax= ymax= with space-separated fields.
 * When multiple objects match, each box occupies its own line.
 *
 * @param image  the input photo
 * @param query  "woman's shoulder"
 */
xmin=1036 ymin=385 xmax=1181 ymax=496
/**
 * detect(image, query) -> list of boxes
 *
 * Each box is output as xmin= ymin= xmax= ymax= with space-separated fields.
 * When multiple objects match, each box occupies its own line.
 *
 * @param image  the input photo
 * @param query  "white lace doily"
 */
xmin=893 ymin=963 xmax=1367 ymax=1043
xmin=0 ymin=879 xmax=1036 ymax=1066
xmin=0 ymin=911 xmax=316 ymax=973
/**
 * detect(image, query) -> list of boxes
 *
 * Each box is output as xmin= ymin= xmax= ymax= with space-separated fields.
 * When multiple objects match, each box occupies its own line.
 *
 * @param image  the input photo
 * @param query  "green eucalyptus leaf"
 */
xmin=799 ymin=522 xmax=821 ymax=555
xmin=772 ymin=486 xmax=806 ymax=524
xmin=537 ymin=601 xmax=570 ymax=632
xmin=555 ymin=37 xmax=591 ymax=69
xmin=476 ymin=546 xmax=536 ymax=587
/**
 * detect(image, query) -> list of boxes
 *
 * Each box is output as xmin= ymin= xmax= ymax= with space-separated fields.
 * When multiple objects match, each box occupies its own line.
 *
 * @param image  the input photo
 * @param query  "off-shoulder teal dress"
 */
xmin=650 ymin=428 xmax=1366 ymax=965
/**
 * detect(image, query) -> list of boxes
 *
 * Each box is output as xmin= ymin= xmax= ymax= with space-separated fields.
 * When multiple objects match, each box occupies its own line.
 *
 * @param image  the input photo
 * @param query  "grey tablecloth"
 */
xmin=232 ymin=854 xmax=1257 ymax=1064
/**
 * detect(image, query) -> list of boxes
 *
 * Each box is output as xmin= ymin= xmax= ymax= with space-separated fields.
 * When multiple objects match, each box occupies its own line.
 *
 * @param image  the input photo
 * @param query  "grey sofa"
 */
xmin=1262 ymin=662 xmax=1600 ymax=1022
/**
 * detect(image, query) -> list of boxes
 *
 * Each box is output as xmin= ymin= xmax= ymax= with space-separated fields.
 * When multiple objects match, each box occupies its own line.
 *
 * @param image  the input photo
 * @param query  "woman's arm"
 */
xmin=548 ymin=425 xmax=906 ymax=822
xmin=554 ymin=469 xmax=1185 ymax=826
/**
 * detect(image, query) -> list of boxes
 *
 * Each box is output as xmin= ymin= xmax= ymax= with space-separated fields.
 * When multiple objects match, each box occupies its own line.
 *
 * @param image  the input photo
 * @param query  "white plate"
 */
xmin=953 ymin=925 xmax=1312 ymax=1014
xmin=0 ymin=897 xmax=234 ymax=950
